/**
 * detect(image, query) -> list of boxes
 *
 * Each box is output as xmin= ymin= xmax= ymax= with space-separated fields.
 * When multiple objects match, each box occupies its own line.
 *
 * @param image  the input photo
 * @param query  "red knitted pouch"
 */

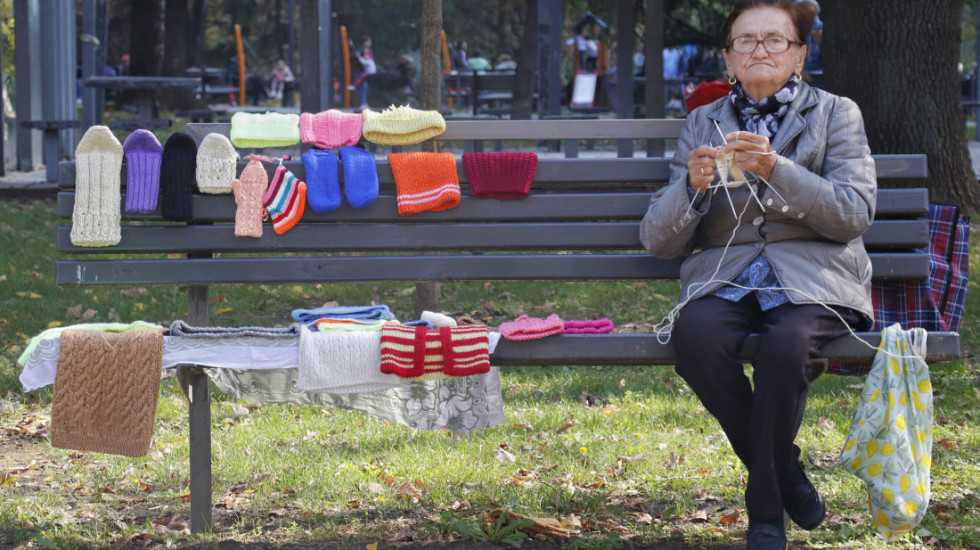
xmin=462 ymin=152 xmax=537 ymax=199
xmin=380 ymin=324 xmax=490 ymax=378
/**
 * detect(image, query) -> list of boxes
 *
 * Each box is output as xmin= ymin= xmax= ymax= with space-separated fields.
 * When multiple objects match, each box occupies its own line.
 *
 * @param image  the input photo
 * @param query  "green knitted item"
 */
xmin=230 ymin=112 xmax=301 ymax=148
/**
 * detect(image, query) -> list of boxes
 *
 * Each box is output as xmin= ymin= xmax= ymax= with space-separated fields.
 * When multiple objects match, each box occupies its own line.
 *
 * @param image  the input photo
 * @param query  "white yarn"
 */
xmin=297 ymin=325 xmax=399 ymax=393
xmin=196 ymin=133 xmax=239 ymax=194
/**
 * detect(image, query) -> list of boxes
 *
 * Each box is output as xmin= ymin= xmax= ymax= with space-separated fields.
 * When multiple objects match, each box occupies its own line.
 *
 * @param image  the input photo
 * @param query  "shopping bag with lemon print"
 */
xmin=840 ymin=324 xmax=933 ymax=540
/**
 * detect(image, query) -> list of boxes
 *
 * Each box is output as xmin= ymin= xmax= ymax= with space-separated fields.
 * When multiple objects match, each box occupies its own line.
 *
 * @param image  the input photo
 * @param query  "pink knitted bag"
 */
xmin=300 ymin=109 xmax=363 ymax=149
xmin=562 ymin=318 xmax=614 ymax=334
xmin=498 ymin=314 xmax=565 ymax=341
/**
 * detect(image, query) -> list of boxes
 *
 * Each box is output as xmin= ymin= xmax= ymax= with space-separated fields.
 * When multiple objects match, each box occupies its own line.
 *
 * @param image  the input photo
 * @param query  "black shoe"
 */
xmin=746 ymin=523 xmax=787 ymax=550
xmin=784 ymin=457 xmax=826 ymax=530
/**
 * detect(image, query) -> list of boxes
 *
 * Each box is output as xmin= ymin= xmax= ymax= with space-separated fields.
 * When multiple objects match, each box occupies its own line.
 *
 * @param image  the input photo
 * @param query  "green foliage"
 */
xmin=442 ymin=507 xmax=534 ymax=548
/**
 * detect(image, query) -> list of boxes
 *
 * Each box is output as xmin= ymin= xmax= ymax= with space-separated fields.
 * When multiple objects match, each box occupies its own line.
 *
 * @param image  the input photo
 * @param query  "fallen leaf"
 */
xmin=554 ymin=421 xmax=576 ymax=434
xmin=720 ymin=510 xmax=741 ymax=524
xmin=81 ymin=309 xmax=97 ymax=320
xmin=495 ymin=448 xmax=516 ymax=462
xmin=635 ymin=513 xmax=653 ymax=525
xmin=366 ymin=544 xmax=378 ymax=550
xmin=814 ymin=416 xmax=835 ymax=432
xmin=268 ymin=504 xmax=287 ymax=516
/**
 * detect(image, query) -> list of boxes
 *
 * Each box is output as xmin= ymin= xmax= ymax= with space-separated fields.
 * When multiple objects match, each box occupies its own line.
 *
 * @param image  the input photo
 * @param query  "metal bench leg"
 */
xmin=183 ymin=283 xmax=211 ymax=532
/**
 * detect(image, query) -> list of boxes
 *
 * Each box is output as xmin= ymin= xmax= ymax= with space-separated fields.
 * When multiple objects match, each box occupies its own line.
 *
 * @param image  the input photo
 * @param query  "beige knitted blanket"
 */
xmin=50 ymin=329 xmax=164 ymax=457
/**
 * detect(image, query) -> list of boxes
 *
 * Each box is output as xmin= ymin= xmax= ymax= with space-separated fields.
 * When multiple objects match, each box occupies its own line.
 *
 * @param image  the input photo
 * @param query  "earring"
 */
xmin=792 ymin=73 xmax=803 ymax=82
xmin=728 ymin=75 xmax=737 ymax=85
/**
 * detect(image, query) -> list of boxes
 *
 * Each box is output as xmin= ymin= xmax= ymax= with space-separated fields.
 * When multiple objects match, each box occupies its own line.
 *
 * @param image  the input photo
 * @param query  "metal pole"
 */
xmin=537 ymin=0 xmax=563 ymax=119
xmin=645 ymin=0 xmax=666 ymax=157
xmin=81 ymin=0 xmax=97 ymax=131
xmin=616 ymin=0 xmax=635 ymax=158
xmin=299 ymin=0 xmax=332 ymax=112
xmin=14 ymin=0 xmax=41 ymax=172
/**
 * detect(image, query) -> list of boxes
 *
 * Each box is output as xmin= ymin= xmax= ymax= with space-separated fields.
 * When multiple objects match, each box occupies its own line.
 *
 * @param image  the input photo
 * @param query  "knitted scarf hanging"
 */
xmin=728 ymin=79 xmax=799 ymax=140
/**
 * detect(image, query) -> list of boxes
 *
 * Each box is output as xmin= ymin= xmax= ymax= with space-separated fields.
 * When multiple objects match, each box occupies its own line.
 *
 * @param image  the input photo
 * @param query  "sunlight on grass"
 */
xmin=0 ymin=199 xmax=977 ymax=548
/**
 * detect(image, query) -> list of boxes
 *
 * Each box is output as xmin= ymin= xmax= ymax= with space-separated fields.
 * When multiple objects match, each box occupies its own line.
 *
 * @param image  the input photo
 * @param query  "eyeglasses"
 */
xmin=728 ymin=35 xmax=802 ymax=54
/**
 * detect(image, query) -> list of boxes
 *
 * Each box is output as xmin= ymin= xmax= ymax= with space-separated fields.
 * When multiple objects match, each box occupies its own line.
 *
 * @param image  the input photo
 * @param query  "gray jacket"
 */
xmin=640 ymin=82 xmax=876 ymax=324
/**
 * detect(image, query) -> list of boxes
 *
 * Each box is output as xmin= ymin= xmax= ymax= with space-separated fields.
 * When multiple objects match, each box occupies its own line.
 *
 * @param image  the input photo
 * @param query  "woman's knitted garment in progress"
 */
xmin=50 ymin=329 xmax=164 ymax=457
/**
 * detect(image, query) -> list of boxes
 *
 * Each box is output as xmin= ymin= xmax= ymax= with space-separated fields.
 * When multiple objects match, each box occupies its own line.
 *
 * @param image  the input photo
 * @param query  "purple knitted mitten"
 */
xmin=123 ymin=130 xmax=164 ymax=213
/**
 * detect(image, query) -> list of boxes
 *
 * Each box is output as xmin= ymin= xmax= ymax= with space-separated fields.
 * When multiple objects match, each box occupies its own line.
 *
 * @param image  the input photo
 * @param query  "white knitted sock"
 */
xmin=297 ymin=325 xmax=399 ymax=393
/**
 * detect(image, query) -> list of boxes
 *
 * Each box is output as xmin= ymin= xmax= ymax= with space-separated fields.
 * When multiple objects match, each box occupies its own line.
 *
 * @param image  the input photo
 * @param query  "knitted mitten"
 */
xmin=71 ymin=125 xmax=123 ymax=247
xmin=230 ymin=112 xmax=301 ymax=148
xmin=195 ymin=133 xmax=238 ymax=194
xmin=300 ymin=109 xmax=363 ymax=149
xmin=159 ymin=132 xmax=197 ymax=221
xmin=233 ymin=159 xmax=268 ymax=237
xmin=462 ymin=152 xmax=538 ymax=199
xmin=339 ymin=146 xmax=379 ymax=209
xmin=361 ymin=105 xmax=446 ymax=145
xmin=302 ymin=148 xmax=342 ymax=213
xmin=122 ymin=129 xmax=163 ymax=213
xmin=388 ymin=152 xmax=460 ymax=215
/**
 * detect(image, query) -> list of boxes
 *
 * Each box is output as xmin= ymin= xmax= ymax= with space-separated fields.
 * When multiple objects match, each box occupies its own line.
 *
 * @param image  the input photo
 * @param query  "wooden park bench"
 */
xmin=53 ymin=118 xmax=961 ymax=532
xmin=444 ymin=70 xmax=524 ymax=116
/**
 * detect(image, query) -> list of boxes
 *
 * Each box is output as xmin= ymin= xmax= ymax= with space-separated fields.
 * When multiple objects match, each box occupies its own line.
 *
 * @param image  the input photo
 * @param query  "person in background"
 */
xmin=640 ymin=1 xmax=875 ymax=548
xmin=466 ymin=48 xmax=492 ymax=73
xmin=349 ymin=35 xmax=377 ymax=110
xmin=268 ymin=59 xmax=295 ymax=100
xmin=495 ymin=53 xmax=517 ymax=71
xmin=451 ymin=40 xmax=469 ymax=71
xmin=798 ymin=0 xmax=823 ymax=85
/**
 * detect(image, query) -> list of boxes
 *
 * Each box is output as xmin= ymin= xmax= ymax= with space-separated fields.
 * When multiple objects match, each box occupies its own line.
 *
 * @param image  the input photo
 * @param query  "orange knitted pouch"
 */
xmin=387 ymin=152 xmax=461 ymax=215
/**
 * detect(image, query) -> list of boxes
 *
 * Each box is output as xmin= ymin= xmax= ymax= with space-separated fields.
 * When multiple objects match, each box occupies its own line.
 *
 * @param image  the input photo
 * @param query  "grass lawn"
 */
xmin=0 ymin=198 xmax=977 ymax=550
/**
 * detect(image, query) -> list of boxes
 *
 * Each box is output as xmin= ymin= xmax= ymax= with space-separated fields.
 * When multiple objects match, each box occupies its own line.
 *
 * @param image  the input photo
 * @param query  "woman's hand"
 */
xmin=687 ymin=145 xmax=722 ymax=193
xmin=723 ymin=131 xmax=778 ymax=181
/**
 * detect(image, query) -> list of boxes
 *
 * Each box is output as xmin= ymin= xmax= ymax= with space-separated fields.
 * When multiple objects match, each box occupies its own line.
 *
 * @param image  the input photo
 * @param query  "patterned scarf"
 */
xmin=729 ymin=79 xmax=800 ymax=140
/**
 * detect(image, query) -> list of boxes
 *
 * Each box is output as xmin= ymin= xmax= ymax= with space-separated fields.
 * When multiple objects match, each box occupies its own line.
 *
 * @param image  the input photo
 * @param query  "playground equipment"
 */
xmin=567 ymin=11 xmax=610 ymax=110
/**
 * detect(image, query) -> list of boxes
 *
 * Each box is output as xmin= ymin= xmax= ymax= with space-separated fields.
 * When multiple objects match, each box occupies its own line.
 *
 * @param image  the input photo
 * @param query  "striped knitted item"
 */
xmin=195 ymin=133 xmax=238 ymax=194
xmin=233 ymin=159 xmax=268 ymax=238
xmin=50 ymin=329 xmax=164 ymax=457
xmin=380 ymin=324 xmax=490 ymax=379
xmin=297 ymin=325 xmax=398 ymax=393
xmin=313 ymin=318 xmax=388 ymax=332
xmin=123 ymin=130 xmax=163 ymax=213
xmin=562 ymin=318 xmax=614 ymax=334
xmin=71 ymin=126 xmax=123 ymax=247
xmin=262 ymin=164 xmax=288 ymax=206
xmin=300 ymin=109 xmax=363 ymax=149
xmin=230 ymin=112 xmax=301 ymax=148
xmin=388 ymin=152 xmax=461 ymax=215
xmin=498 ymin=314 xmax=565 ymax=340
xmin=266 ymin=171 xmax=307 ymax=235
xmin=462 ymin=152 xmax=538 ymax=199
xmin=361 ymin=105 xmax=446 ymax=145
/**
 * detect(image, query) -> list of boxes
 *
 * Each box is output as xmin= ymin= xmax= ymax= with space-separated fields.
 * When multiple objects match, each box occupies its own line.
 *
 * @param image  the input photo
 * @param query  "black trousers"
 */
xmin=672 ymin=296 xmax=859 ymax=523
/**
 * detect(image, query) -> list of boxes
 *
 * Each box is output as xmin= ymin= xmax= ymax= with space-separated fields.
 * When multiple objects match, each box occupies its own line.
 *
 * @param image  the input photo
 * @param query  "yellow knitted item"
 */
xmin=361 ymin=105 xmax=446 ymax=145
xmin=229 ymin=112 xmax=301 ymax=148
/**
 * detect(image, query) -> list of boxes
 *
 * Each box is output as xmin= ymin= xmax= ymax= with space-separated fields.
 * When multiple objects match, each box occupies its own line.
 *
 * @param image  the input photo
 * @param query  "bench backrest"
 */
xmin=56 ymin=120 xmax=930 ymax=289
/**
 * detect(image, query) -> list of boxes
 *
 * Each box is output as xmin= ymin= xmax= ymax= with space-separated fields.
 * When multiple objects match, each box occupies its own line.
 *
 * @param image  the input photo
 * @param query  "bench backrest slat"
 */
xmin=56 ymin=252 xmax=926 ymax=287
xmin=54 ymin=218 xmax=927 ymax=254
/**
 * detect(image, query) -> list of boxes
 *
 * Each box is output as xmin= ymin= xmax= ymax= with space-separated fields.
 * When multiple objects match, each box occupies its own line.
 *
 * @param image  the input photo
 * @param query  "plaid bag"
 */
xmin=829 ymin=204 xmax=970 ymax=375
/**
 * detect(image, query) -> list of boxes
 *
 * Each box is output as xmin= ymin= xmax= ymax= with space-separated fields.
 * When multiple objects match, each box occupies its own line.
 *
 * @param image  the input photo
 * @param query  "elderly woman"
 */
xmin=640 ymin=1 xmax=875 ymax=549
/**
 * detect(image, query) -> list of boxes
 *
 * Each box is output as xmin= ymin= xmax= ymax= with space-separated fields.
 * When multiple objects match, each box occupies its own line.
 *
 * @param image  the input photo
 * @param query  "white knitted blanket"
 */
xmin=297 ymin=325 xmax=399 ymax=393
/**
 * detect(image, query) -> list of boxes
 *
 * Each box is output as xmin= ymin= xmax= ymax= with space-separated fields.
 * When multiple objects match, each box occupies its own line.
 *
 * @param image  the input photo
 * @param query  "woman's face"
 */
xmin=722 ymin=6 xmax=806 ymax=101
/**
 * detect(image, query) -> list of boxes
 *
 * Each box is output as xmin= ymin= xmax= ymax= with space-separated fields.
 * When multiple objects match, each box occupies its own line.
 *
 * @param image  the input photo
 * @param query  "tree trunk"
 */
xmin=823 ymin=0 xmax=978 ymax=211
xmin=129 ymin=0 xmax=165 ymax=77
xmin=512 ymin=0 xmax=538 ymax=120
xmin=416 ymin=0 xmax=442 ymax=317
xmin=161 ymin=0 xmax=198 ymax=110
